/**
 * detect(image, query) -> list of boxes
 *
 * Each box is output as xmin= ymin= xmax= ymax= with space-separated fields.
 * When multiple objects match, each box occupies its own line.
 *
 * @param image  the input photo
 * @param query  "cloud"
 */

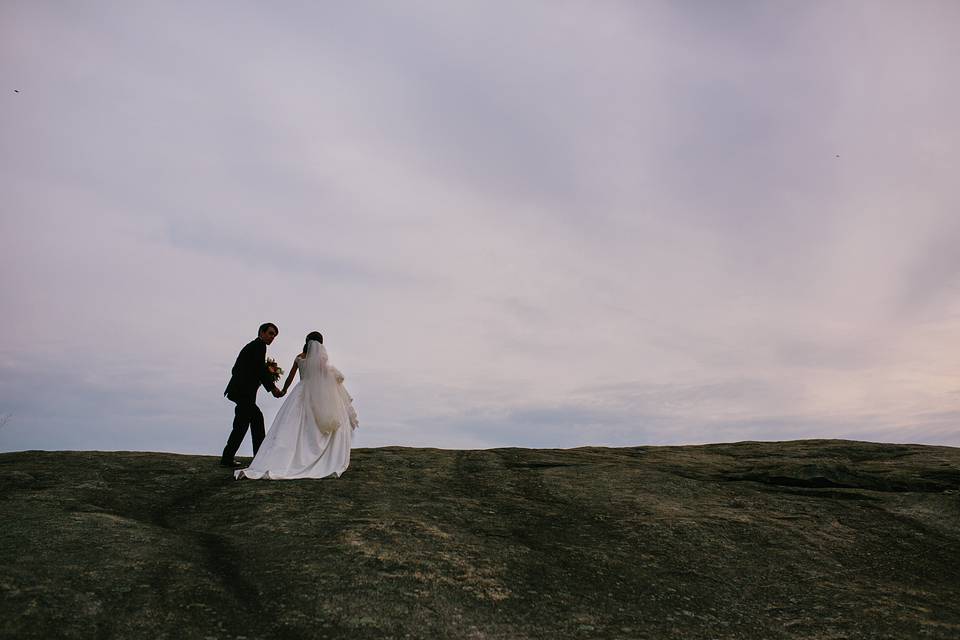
xmin=2 ymin=1 xmax=960 ymax=453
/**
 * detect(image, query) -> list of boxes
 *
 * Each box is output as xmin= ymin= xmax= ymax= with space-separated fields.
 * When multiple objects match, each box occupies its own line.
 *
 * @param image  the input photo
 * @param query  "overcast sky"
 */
xmin=2 ymin=1 xmax=959 ymax=455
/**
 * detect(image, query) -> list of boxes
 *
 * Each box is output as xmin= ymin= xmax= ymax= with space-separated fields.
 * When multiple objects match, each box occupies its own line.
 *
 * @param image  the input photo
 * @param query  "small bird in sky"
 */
xmin=13 ymin=89 xmax=19 ymax=93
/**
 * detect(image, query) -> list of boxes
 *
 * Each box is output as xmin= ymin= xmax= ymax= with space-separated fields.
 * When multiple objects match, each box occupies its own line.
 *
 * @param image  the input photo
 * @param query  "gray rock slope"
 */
xmin=2 ymin=440 xmax=959 ymax=639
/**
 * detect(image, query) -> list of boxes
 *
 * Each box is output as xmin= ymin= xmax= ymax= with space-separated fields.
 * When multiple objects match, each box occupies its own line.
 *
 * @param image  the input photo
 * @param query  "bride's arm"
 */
xmin=280 ymin=358 xmax=300 ymax=395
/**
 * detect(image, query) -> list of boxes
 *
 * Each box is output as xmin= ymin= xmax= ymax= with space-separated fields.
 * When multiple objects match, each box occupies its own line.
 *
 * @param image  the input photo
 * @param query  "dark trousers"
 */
xmin=222 ymin=400 xmax=265 ymax=461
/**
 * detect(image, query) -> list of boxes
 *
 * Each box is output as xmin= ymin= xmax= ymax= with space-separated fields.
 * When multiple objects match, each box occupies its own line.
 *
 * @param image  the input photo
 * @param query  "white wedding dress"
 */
xmin=236 ymin=341 xmax=358 ymax=480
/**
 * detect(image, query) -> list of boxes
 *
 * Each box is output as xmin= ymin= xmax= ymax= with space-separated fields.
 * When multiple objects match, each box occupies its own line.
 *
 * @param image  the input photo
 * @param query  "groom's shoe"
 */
xmin=219 ymin=458 xmax=243 ymax=468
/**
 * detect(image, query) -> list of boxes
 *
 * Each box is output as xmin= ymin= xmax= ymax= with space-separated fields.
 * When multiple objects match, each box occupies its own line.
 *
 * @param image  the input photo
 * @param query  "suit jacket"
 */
xmin=224 ymin=338 xmax=276 ymax=403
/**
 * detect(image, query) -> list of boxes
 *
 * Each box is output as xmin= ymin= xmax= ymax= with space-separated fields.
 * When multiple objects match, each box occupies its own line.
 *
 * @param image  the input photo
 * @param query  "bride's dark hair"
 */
xmin=303 ymin=331 xmax=323 ymax=354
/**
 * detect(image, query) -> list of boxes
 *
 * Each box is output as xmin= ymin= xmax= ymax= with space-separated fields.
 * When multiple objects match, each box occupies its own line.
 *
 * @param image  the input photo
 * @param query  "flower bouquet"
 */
xmin=265 ymin=357 xmax=284 ymax=383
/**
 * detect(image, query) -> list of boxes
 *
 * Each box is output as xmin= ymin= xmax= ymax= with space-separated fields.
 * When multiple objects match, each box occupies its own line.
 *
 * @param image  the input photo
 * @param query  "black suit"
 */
xmin=222 ymin=337 xmax=277 ymax=462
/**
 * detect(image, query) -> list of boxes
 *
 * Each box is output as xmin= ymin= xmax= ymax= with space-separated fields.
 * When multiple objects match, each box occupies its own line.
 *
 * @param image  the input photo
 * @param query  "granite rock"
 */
xmin=2 ymin=440 xmax=959 ymax=639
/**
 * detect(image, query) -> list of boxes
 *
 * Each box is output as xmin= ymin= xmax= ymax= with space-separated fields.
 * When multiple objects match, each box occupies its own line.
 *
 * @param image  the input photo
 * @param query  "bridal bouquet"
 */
xmin=265 ymin=357 xmax=284 ymax=383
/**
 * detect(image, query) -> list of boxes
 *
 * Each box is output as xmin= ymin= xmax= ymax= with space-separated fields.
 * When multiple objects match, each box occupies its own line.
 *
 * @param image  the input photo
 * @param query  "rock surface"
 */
xmin=1 ymin=440 xmax=959 ymax=639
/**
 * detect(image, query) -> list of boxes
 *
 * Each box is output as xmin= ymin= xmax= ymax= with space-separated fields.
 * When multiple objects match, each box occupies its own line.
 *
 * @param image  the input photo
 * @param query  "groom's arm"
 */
xmin=261 ymin=372 xmax=282 ymax=396
xmin=237 ymin=340 xmax=276 ymax=395
xmin=250 ymin=342 xmax=284 ymax=397
xmin=252 ymin=343 xmax=279 ymax=394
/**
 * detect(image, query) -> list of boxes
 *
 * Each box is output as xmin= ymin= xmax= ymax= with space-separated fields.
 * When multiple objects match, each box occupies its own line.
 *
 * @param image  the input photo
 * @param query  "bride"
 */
xmin=236 ymin=331 xmax=358 ymax=480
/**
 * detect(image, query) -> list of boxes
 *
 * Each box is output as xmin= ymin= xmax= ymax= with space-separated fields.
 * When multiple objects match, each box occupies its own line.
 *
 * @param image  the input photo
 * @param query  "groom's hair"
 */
xmin=303 ymin=331 xmax=323 ymax=353
xmin=259 ymin=322 xmax=279 ymax=335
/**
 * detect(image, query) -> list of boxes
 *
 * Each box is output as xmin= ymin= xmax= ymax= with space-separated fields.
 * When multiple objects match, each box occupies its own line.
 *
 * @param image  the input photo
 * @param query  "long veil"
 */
xmin=301 ymin=340 xmax=345 ymax=434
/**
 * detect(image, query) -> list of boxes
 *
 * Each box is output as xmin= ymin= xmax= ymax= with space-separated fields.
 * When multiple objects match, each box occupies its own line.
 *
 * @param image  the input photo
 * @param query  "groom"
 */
xmin=221 ymin=322 xmax=284 ymax=468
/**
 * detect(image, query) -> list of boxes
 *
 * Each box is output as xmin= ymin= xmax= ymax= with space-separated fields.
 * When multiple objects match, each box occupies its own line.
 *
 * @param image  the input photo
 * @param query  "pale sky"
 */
xmin=2 ymin=1 xmax=959 ymax=454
